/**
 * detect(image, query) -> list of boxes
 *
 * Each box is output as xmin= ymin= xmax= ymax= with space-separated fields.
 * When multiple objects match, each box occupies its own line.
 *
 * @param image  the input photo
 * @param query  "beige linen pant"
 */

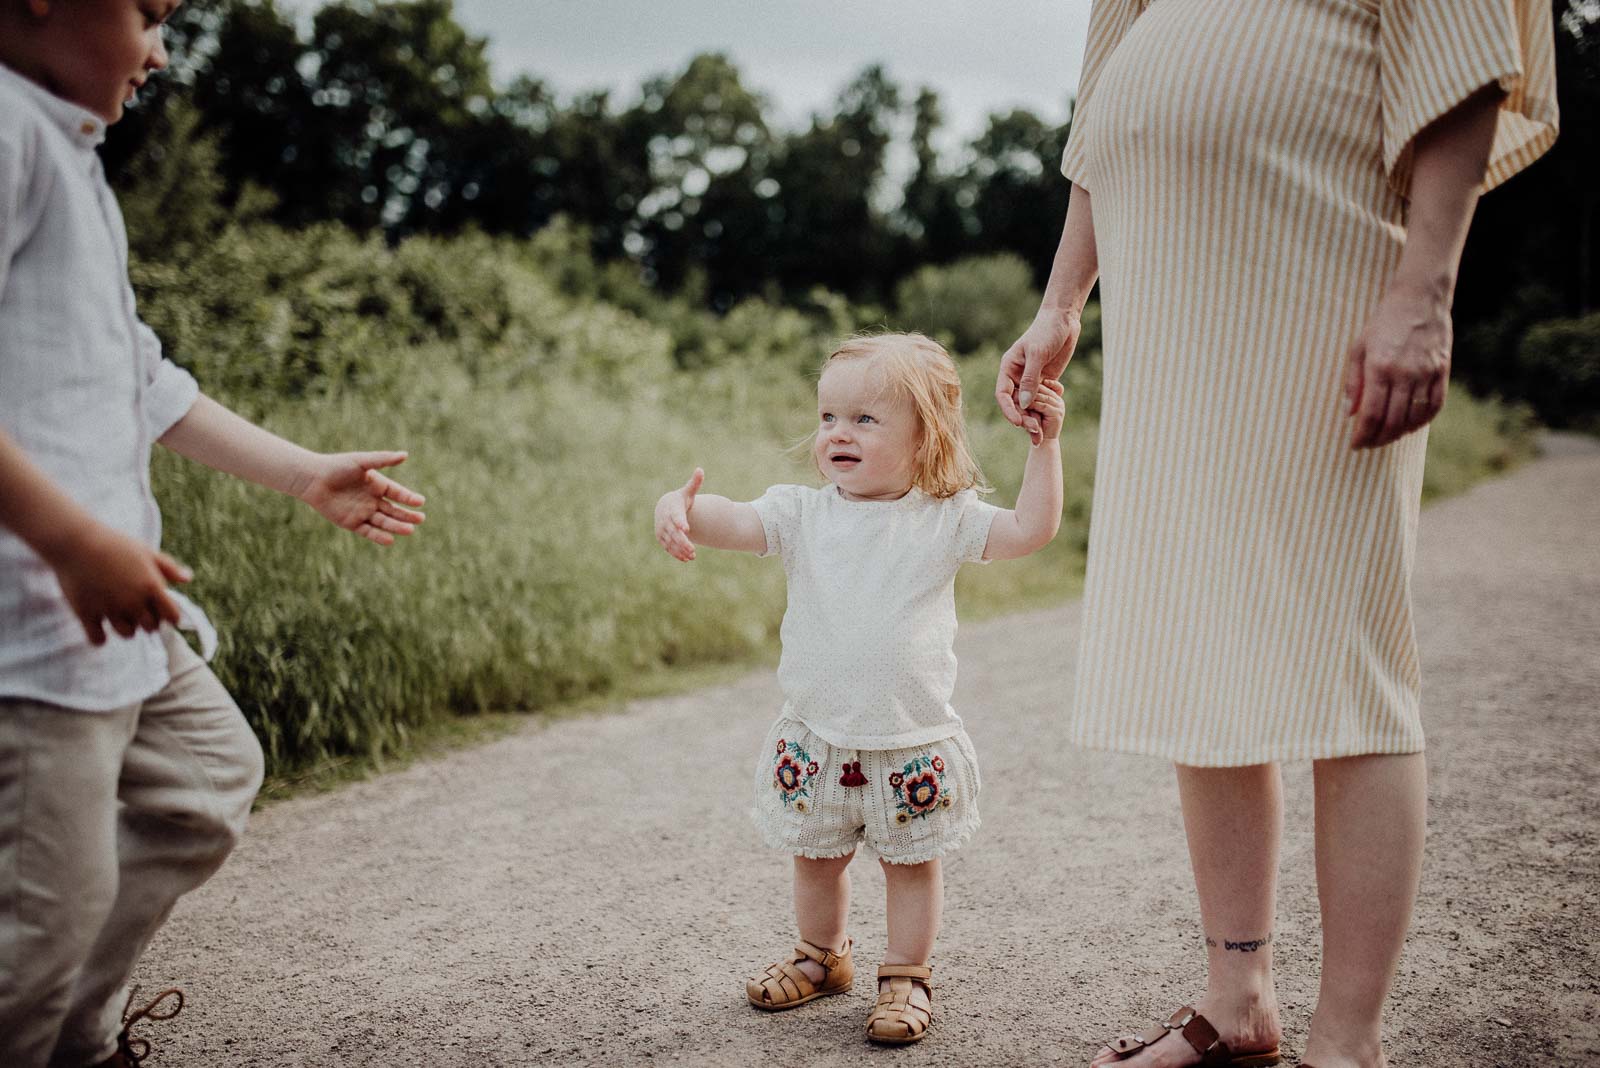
xmin=0 ymin=627 xmax=263 ymax=1068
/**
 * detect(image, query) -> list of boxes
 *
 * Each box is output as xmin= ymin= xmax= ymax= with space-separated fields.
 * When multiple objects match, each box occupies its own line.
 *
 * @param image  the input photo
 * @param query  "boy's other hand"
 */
xmin=654 ymin=468 xmax=703 ymax=562
xmin=299 ymin=452 xmax=427 ymax=546
xmin=50 ymin=527 xmax=190 ymax=646
xmin=1024 ymin=380 xmax=1067 ymax=446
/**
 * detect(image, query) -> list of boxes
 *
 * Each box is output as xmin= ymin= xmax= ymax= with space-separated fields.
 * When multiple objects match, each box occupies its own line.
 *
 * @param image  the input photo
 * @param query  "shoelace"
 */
xmin=117 ymin=987 xmax=184 ymax=1066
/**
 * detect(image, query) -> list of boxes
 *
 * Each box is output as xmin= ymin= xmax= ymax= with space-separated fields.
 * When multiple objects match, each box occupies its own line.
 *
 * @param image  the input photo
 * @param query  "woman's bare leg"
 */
xmin=1301 ymin=753 xmax=1426 ymax=1068
xmin=1092 ymin=763 xmax=1284 ymax=1067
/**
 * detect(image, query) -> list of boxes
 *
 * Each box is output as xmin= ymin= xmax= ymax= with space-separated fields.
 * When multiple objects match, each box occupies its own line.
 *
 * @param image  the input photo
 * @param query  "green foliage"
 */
xmin=893 ymin=254 xmax=1041 ymax=356
xmin=1512 ymin=314 xmax=1600 ymax=431
xmin=1421 ymin=391 xmax=1540 ymax=500
xmin=131 ymin=217 xmax=1539 ymax=780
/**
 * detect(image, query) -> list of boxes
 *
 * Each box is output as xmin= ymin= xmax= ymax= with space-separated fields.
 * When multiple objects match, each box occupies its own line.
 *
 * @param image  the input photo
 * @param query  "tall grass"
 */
xmin=138 ymin=224 xmax=1539 ymax=777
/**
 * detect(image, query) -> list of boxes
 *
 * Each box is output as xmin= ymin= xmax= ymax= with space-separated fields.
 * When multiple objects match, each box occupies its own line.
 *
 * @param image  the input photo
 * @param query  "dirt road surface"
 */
xmin=136 ymin=437 xmax=1600 ymax=1067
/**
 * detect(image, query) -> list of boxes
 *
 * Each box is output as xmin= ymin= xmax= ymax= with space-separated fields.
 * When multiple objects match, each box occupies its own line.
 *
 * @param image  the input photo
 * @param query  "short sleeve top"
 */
xmin=750 ymin=483 xmax=1001 ymax=750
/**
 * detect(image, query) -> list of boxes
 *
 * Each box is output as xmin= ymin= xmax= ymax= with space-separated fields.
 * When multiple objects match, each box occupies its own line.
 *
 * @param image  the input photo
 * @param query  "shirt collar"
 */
xmin=0 ymin=62 xmax=109 ymax=151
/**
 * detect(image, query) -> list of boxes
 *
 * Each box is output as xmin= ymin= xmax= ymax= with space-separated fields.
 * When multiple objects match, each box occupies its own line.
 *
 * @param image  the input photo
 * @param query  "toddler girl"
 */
xmin=652 ymin=333 xmax=1064 ymax=1044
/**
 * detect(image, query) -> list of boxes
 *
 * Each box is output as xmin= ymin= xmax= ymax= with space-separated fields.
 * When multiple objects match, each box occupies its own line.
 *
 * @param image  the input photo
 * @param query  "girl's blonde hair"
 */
xmin=821 ymin=333 xmax=989 ymax=499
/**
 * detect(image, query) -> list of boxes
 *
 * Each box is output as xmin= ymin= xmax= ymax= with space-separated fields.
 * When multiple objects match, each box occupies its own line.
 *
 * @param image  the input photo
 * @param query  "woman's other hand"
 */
xmin=1344 ymin=280 xmax=1451 ymax=449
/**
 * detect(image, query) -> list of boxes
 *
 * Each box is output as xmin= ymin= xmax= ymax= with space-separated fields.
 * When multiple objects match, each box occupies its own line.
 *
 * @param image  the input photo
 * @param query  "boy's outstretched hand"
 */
xmin=655 ymin=467 xmax=703 ymax=562
xmin=298 ymin=452 xmax=427 ymax=546
xmin=51 ymin=526 xmax=191 ymax=645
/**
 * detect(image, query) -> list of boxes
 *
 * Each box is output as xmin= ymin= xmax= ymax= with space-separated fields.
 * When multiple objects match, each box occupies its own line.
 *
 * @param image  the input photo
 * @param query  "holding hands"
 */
xmin=1021 ymin=380 xmax=1068 ymax=444
xmin=996 ymin=310 xmax=1081 ymax=445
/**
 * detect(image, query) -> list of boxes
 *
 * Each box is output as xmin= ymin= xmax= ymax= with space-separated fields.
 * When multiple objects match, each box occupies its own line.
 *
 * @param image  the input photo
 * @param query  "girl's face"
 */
xmin=813 ymin=359 xmax=921 ymax=501
xmin=23 ymin=0 xmax=180 ymax=124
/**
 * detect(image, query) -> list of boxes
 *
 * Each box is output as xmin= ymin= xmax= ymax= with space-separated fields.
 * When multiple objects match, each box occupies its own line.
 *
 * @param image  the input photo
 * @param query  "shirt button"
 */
xmin=80 ymin=121 xmax=96 ymax=135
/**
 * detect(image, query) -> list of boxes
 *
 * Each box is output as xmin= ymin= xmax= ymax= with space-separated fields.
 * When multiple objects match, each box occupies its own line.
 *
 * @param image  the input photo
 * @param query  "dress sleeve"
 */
xmin=1058 ymin=0 xmax=1146 ymax=189
xmin=750 ymin=484 xmax=806 ymax=561
xmin=1379 ymin=0 xmax=1559 ymax=200
xmin=952 ymin=490 xmax=1002 ymax=566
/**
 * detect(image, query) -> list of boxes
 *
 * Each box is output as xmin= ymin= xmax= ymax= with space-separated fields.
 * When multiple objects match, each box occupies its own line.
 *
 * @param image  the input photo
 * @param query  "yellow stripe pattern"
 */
xmin=1060 ymin=0 xmax=1558 ymax=766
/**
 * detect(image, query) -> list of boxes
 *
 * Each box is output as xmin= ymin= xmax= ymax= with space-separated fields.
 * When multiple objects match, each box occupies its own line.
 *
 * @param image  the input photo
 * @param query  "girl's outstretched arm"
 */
xmin=654 ymin=468 xmax=767 ymax=562
xmin=981 ymin=381 xmax=1066 ymax=562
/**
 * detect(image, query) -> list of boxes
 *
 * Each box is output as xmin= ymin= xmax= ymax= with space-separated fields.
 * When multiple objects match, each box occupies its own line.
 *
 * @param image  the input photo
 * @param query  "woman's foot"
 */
xmin=1298 ymin=1013 xmax=1388 ymax=1068
xmin=1089 ymin=992 xmax=1282 ymax=1066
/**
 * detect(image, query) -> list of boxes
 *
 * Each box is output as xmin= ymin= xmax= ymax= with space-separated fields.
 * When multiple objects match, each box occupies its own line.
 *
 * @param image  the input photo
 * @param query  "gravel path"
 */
xmin=136 ymin=436 xmax=1600 ymax=1067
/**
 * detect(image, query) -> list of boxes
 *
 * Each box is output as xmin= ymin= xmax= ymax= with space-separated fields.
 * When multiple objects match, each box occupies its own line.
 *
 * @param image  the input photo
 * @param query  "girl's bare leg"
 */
xmin=791 ymin=852 xmax=854 ymax=983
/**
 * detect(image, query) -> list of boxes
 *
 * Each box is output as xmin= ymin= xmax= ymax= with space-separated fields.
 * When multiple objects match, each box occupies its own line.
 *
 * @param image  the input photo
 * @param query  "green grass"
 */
xmin=136 ymin=224 xmax=1543 ymax=795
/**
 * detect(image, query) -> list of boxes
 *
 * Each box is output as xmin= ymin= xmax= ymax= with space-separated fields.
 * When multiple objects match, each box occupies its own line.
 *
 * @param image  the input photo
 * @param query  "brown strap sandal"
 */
xmin=865 ymin=963 xmax=933 ymax=1045
xmin=1104 ymin=1005 xmax=1281 ymax=1065
xmin=745 ymin=938 xmax=854 ymax=1010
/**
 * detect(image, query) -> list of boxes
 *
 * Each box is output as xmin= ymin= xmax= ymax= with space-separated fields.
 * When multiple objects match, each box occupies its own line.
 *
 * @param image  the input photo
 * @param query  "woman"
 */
xmin=997 ymin=1 xmax=1558 ymax=1065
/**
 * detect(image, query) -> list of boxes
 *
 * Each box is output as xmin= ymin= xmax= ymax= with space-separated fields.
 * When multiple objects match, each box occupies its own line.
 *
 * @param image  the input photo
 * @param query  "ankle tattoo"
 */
xmin=1205 ymin=932 xmax=1273 ymax=953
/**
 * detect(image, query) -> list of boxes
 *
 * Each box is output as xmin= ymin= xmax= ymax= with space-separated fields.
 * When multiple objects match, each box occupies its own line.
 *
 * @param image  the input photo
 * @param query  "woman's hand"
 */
xmin=655 ymin=468 xmax=703 ymax=562
xmin=1344 ymin=280 xmax=1452 ymax=449
xmin=997 ymin=309 xmax=1081 ymax=441
xmin=298 ymin=452 xmax=427 ymax=545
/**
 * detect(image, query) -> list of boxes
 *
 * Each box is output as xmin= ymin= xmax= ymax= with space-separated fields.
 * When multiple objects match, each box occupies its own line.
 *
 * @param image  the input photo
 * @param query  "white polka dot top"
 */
xmin=752 ymin=484 xmax=1000 ymax=750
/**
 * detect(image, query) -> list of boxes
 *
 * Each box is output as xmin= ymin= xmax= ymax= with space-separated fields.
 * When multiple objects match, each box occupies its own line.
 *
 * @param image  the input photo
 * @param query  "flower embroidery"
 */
xmin=775 ymin=754 xmax=805 ymax=793
xmin=903 ymin=772 xmax=940 ymax=813
xmin=772 ymin=739 xmax=818 ymax=809
xmin=892 ymin=753 xmax=952 ymax=822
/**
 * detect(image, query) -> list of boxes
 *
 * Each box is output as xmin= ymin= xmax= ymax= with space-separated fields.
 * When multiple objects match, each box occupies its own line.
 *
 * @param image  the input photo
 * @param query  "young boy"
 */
xmin=0 ymin=3 xmax=427 ymax=1065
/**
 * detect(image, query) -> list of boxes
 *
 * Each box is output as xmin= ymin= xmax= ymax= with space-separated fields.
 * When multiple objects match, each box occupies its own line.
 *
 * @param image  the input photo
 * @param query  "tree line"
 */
xmin=104 ymin=0 xmax=1598 ymax=425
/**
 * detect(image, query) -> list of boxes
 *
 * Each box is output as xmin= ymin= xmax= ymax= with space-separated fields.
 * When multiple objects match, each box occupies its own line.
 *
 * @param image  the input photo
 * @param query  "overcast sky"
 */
xmin=291 ymin=1 xmax=1093 ymax=144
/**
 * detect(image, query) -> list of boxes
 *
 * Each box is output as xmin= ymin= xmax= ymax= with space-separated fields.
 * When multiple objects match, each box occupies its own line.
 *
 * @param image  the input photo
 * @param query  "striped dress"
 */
xmin=1062 ymin=0 xmax=1558 ymax=766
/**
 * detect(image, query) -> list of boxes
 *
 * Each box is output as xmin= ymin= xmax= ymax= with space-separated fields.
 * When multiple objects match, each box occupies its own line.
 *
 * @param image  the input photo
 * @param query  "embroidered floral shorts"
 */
xmin=753 ymin=717 xmax=981 ymax=865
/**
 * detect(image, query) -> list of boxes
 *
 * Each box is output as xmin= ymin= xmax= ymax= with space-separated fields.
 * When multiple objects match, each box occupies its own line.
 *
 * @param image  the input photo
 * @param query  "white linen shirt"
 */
xmin=0 ymin=64 xmax=211 ymax=712
xmin=751 ymin=483 xmax=1000 ymax=750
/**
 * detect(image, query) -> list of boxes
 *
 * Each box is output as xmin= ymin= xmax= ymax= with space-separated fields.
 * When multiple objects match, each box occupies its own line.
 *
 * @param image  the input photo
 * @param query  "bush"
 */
xmin=1513 ymin=313 xmax=1600 ymax=431
xmin=892 ymin=254 xmax=1041 ymax=355
xmin=131 ymin=219 xmax=1538 ymax=781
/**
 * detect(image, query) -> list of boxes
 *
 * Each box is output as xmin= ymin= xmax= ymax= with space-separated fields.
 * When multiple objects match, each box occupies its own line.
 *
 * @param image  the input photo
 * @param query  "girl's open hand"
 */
xmin=655 ymin=468 xmax=703 ymax=562
xmin=50 ymin=525 xmax=190 ymax=645
xmin=299 ymin=452 xmax=427 ymax=545
xmin=1023 ymin=380 xmax=1067 ymax=446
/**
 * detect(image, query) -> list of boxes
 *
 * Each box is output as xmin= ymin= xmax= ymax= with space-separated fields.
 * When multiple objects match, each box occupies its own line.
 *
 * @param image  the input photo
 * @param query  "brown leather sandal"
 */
xmin=865 ymin=963 xmax=933 ymax=1045
xmin=1102 ymin=1005 xmax=1281 ymax=1065
xmin=745 ymin=938 xmax=854 ymax=1010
